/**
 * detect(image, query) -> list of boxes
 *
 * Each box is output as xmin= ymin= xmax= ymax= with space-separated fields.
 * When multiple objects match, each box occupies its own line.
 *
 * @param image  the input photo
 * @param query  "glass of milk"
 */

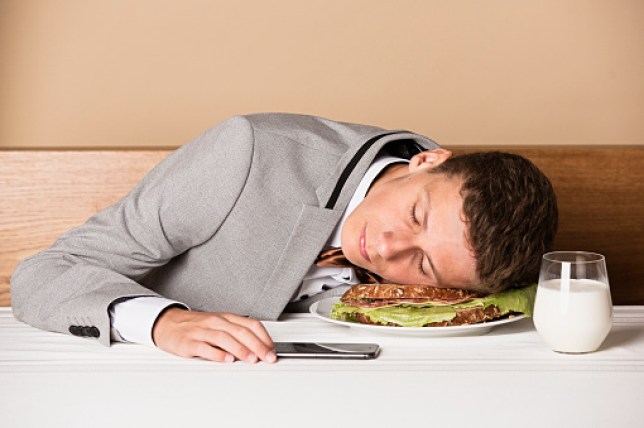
xmin=533 ymin=251 xmax=613 ymax=353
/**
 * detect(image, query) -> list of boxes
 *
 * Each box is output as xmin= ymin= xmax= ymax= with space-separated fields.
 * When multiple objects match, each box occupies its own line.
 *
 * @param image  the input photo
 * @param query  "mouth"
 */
xmin=359 ymin=225 xmax=371 ymax=263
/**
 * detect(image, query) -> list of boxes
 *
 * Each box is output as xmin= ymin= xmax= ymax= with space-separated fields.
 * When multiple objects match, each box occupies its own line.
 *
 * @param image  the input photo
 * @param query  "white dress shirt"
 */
xmin=110 ymin=155 xmax=408 ymax=346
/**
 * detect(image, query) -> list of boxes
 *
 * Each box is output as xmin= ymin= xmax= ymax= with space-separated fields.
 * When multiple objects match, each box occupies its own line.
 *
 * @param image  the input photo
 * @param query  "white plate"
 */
xmin=309 ymin=297 xmax=525 ymax=337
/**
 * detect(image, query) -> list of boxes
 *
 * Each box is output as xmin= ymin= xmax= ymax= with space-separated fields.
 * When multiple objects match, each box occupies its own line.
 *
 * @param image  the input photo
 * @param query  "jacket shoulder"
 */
xmin=241 ymin=113 xmax=386 ymax=152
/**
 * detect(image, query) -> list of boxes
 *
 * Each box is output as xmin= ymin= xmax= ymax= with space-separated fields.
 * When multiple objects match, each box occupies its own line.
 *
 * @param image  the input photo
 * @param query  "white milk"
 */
xmin=533 ymin=279 xmax=613 ymax=353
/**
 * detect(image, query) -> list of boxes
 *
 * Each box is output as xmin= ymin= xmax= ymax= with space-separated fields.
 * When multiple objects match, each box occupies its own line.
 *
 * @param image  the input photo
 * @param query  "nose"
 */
xmin=376 ymin=230 xmax=415 ymax=261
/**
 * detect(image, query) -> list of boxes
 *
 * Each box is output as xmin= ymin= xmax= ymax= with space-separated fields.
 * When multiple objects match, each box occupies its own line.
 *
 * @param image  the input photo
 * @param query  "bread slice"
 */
xmin=341 ymin=283 xmax=482 ymax=303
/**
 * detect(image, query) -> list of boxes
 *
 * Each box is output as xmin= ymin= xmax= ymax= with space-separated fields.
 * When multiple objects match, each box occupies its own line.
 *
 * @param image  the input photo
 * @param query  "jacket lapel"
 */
xmin=247 ymin=204 xmax=344 ymax=320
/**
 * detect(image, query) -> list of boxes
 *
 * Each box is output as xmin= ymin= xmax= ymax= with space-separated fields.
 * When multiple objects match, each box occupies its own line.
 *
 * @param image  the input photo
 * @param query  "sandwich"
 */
xmin=331 ymin=283 xmax=536 ymax=327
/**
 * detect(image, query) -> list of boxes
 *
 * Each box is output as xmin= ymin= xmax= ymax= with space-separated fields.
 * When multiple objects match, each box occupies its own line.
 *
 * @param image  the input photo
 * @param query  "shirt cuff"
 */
xmin=110 ymin=297 xmax=190 ymax=347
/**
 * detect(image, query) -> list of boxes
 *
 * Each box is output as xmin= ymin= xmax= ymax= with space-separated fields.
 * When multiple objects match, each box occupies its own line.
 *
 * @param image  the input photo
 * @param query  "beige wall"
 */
xmin=1 ymin=0 xmax=642 ymax=148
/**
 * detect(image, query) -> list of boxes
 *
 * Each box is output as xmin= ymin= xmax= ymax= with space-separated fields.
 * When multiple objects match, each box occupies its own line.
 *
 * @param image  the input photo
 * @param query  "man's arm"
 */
xmin=10 ymin=116 xmax=276 ymax=363
xmin=110 ymin=297 xmax=276 ymax=363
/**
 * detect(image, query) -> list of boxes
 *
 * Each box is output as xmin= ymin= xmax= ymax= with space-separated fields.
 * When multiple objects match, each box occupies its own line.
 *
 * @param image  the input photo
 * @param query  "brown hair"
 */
xmin=429 ymin=152 xmax=558 ymax=293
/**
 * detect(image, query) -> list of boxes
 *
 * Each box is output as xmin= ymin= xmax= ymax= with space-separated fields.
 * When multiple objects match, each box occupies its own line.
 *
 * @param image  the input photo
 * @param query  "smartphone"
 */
xmin=273 ymin=342 xmax=380 ymax=359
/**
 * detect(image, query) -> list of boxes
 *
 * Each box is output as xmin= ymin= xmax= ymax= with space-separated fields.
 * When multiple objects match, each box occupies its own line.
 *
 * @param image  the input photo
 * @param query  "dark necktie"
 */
xmin=315 ymin=247 xmax=382 ymax=284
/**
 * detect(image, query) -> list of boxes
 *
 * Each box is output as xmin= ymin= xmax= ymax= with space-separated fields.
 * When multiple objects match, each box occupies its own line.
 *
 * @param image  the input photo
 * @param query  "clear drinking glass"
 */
xmin=533 ymin=251 xmax=613 ymax=353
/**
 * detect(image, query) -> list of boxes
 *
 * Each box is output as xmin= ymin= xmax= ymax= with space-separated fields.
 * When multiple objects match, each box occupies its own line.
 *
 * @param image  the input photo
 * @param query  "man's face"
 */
xmin=340 ymin=150 xmax=479 ymax=290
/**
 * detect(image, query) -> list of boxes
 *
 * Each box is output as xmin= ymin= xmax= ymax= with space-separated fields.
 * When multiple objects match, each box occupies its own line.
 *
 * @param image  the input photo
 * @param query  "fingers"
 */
xmin=204 ymin=317 xmax=276 ymax=364
xmin=193 ymin=327 xmax=261 ymax=364
xmin=220 ymin=313 xmax=274 ymax=348
xmin=190 ymin=340 xmax=235 ymax=363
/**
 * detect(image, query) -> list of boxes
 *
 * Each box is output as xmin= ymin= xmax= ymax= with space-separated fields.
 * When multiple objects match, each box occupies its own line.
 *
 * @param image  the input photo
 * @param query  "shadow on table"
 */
xmin=485 ymin=317 xmax=535 ymax=337
xmin=599 ymin=324 xmax=644 ymax=351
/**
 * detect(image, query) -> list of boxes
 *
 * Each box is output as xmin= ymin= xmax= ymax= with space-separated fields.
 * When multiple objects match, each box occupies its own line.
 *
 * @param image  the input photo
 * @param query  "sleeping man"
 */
xmin=10 ymin=113 xmax=558 ymax=364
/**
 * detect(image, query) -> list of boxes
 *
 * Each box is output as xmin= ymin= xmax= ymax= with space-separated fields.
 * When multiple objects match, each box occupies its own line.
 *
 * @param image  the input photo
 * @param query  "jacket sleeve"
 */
xmin=10 ymin=116 xmax=255 ymax=346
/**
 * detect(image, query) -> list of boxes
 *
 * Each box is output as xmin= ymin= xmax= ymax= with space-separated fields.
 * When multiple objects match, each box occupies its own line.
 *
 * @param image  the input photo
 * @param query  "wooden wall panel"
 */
xmin=1 ymin=146 xmax=643 ymax=306
xmin=0 ymin=150 xmax=170 ymax=306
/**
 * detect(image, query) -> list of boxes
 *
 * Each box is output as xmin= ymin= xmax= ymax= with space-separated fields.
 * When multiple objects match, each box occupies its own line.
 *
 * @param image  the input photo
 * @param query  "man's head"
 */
xmin=341 ymin=149 xmax=558 ymax=293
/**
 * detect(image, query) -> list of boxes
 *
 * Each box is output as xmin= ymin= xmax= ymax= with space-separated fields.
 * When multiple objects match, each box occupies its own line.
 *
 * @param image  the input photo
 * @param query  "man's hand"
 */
xmin=152 ymin=308 xmax=277 ymax=364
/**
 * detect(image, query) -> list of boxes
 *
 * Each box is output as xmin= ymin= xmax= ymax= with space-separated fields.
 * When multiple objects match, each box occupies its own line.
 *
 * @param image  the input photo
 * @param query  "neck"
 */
xmin=367 ymin=162 xmax=409 ymax=194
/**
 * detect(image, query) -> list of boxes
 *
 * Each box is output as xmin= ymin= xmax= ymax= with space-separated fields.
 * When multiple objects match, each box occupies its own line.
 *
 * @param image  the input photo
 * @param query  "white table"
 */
xmin=1 ymin=307 xmax=643 ymax=428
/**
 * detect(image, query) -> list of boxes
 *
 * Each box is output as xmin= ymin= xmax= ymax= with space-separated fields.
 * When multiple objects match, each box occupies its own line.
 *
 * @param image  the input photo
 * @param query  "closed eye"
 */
xmin=417 ymin=253 xmax=426 ymax=276
xmin=409 ymin=202 xmax=427 ymax=275
xmin=409 ymin=203 xmax=420 ymax=225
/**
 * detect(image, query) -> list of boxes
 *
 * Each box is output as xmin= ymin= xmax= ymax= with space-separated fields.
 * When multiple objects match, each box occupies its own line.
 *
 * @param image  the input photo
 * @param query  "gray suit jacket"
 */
xmin=10 ymin=113 xmax=439 ymax=345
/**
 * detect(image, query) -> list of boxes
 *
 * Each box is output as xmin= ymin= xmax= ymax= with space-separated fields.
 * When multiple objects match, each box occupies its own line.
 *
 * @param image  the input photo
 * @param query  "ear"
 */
xmin=408 ymin=149 xmax=453 ymax=173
